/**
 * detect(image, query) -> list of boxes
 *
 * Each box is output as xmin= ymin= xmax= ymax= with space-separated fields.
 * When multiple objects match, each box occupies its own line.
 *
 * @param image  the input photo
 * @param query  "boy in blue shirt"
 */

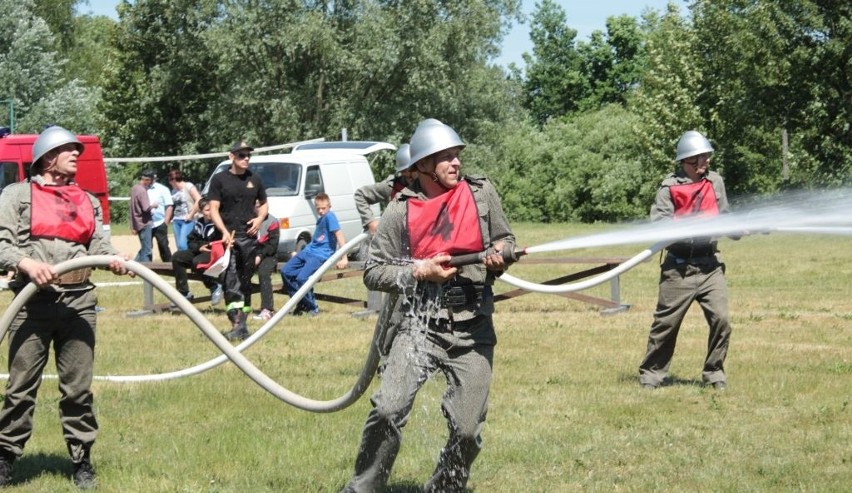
xmin=281 ymin=193 xmax=348 ymax=315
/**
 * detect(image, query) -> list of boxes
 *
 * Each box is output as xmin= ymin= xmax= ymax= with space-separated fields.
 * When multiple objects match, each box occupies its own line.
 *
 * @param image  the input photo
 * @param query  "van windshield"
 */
xmin=205 ymin=161 xmax=301 ymax=197
xmin=253 ymin=162 xmax=300 ymax=196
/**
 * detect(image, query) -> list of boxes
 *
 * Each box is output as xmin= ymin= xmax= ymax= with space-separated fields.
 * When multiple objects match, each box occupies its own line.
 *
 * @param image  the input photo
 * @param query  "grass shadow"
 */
xmin=384 ymin=482 xmax=473 ymax=493
xmin=618 ymin=372 xmax=703 ymax=388
xmin=12 ymin=452 xmax=69 ymax=485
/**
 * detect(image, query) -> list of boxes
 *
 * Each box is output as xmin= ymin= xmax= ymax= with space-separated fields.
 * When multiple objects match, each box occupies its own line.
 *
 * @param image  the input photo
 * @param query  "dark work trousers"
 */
xmin=0 ymin=290 xmax=98 ymax=464
xmin=223 ymin=234 xmax=258 ymax=307
xmin=171 ymin=249 xmax=217 ymax=295
xmin=639 ymin=259 xmax=731 ymax=386
xmin=256 ymin=256 xmax=277 ymax=312
xmin=343 ymin=315 xmax=495 ymax=493
xmin=152 ymin=222 xmax=172 ymax=262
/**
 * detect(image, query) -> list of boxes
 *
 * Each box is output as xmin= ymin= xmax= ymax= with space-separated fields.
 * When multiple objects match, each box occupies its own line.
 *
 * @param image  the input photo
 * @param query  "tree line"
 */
xmin=2 ymin=0 xmax=849 ymax=225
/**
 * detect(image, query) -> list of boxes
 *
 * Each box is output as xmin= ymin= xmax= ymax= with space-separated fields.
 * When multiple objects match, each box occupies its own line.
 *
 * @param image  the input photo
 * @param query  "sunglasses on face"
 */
xmin=236 ymin=152 xmax=251 ymax=160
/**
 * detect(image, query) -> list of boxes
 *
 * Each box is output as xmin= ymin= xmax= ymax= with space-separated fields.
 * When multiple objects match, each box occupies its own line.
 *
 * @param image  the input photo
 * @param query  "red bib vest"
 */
xmin=669 ymin=179 xmax=719 ymax=219
xmin=30 ymin=182 xmax=96 ymax=244
xmin=407 ymin=182 xmax=483 ymax=260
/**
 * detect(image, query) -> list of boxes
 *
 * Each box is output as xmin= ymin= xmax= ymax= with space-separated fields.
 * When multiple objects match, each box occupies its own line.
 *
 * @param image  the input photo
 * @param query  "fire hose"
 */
xmin=2 ymin=202 xmax=848 ymax=412
xmin=0 ymin=234 xmax=380 ymax=413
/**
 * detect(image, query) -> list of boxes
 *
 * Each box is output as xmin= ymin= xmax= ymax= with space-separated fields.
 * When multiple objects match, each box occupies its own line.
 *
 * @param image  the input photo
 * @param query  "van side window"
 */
xmin=0 ymin=162 xmax=18 ymax=193
xmin=305 ymin=165 xmax=324 ymax=197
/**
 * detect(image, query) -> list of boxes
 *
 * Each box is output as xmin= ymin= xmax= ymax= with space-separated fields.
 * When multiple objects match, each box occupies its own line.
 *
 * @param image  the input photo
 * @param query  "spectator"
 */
xmin=281 ymin=193 xmax=348 ymax=316
xmin=170 ymin=198 xmax=224 ymax=306
xmin=129 ymin=171 xmax=156 ymax=262
xmin=144 ymin=169 xmax=174 ymax=262
xmin=167 ymin=169 xmax=202 ymax=252
xmin=340 ymin=120 xmax=515 ymax=492
xmin=252 ymin=206 xmax=280 ymax=321
xmin=207 ymin=140 xmax=268 ymax=341
xmin=0 ymin=126 xmax=132 ymax=489
xmin=639 ymin=130 xmax=736 ymax=391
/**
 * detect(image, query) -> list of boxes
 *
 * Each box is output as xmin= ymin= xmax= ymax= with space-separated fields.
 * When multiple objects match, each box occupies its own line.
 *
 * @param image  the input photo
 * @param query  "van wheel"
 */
xmin=295 ymin=238 xmax=308 ymax=253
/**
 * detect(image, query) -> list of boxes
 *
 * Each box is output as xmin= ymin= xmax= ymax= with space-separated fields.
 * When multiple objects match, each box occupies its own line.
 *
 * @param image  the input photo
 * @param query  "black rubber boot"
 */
xmin=0 ymin=449 xmax=15 ymax=487
xmin=225 ymin=309 xmax=250 ymax=341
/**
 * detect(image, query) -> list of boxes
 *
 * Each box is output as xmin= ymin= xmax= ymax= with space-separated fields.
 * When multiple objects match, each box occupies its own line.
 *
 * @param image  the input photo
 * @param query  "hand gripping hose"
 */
xmin=0 ymin=234 xmax=382 ymax=413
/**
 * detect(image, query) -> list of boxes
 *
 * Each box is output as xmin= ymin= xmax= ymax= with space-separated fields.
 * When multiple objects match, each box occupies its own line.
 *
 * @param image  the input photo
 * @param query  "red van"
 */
xmin=0 ymin=132 xmax=111 ymax=238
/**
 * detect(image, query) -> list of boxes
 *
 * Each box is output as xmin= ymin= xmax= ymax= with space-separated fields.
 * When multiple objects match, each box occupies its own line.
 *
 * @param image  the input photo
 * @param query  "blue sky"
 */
xmin=81 ymin=0 xmax=681 ymax=68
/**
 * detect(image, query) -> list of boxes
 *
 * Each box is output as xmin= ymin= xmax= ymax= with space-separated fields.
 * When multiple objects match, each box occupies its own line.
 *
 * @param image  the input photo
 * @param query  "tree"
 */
xmin=629 ymin=3 xmax=704 ymax=181
xmin=0 ymin=0 xmax=62 ymax=124
xmin=66 ymin=14 xmax=118 ymax=89
xmin=476 ymin=104 xmax=649 ymax=222
xmin=691 ymin=0 xmax=851 ymax=191
xmin=100 ymin=0 xmax=523 ymax=163
xmin=521 ymin=0 xmax=585 ymax=124
xmin=98 ymin=0 xmax=222 ymax=159
xmin=0 ymin=0 xmax=99 ymax=134
xmin=32 ymin=0 xmax=79 ymax=54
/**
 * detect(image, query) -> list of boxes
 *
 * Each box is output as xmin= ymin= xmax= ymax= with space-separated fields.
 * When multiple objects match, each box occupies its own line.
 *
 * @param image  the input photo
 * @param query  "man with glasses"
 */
xmin=207 ymin=140 xmax=268 ymax=341
xmin=639 ymin=130 xmax=734 ymax=391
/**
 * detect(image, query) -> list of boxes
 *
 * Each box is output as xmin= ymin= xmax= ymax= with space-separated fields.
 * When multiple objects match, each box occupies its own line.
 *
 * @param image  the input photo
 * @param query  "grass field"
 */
xmin=0 ymin=223 xmax=849 ymax=492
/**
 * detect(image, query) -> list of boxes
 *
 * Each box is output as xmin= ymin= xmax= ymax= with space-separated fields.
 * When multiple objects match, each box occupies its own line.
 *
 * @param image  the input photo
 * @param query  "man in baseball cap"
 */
xmin=206 ymin=139 xmax=267 ymax=341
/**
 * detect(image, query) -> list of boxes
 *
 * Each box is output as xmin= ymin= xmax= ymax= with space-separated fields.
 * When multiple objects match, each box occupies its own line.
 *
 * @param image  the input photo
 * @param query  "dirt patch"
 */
xmin=110 ymin=234 xmax=176 ymax=262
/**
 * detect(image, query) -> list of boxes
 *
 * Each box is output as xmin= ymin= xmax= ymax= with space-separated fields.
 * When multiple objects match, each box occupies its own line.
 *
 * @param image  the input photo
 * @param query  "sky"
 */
xmin=81 ymin=0 xmax=681 ymax=69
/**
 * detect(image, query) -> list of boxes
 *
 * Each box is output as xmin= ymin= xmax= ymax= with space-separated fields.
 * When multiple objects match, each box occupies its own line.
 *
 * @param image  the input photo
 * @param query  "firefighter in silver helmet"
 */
xmin=342 ymin=120 xmax=515 ymax=493
xmin=639 ymin=130 xmax=735 ymax=391
xmin=0 ymin=126 xmax=132 ymax=488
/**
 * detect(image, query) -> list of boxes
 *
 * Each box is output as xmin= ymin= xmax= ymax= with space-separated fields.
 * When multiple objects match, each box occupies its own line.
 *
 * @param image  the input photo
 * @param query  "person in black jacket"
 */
xmin=171 ymin=199 xmax=223 ymax=303
xmin=251 ymin=207 xmax=280 ymax=321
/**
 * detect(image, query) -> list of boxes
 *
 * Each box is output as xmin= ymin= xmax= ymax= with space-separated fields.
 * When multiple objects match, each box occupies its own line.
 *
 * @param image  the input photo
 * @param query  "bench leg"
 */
xmin=126 ymin=280 xmax=165 ymax=317
xmin=601 ymin=275 xmax=630 ymax=315
xmin=352 ymin=290 xmax=383 ymax=319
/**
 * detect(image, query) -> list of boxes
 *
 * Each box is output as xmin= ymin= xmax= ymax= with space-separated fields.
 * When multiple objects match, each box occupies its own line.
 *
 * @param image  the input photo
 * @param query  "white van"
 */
xmin=203 ymin=141 xmax=395 ymax=260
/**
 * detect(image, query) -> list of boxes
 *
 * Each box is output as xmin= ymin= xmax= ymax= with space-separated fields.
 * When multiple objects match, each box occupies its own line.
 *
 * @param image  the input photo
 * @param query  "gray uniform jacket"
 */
xmin=0 ymin=176 xmax=117 ymax=293
xmin=354 ymin=176 xmax=398 ymax=229
xmin=364 ymin=175 xmax=515 ymax=324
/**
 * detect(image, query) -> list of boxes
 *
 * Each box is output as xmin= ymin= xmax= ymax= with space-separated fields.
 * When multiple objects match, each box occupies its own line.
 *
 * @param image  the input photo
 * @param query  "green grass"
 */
xmin=0 ymin=223 xmax=849 ymax=492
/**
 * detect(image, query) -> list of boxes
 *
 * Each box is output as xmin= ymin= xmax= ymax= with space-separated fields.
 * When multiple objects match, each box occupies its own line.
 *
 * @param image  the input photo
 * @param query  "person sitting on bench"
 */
xmin=171 ymin=198 xmax=224 ymax=305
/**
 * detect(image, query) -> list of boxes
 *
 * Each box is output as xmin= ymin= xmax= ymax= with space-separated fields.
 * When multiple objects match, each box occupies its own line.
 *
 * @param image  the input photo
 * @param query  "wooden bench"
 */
xmin=127 ymin=260 xmax=370 ymax=317
xmin=494 ymin=256 xmax=633 ymax=315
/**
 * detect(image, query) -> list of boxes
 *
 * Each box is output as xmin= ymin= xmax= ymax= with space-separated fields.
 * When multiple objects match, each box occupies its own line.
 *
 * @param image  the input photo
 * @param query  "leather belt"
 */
xmin=442 ymin=284 xmax=486 ymax=308
xmin=54 ymin=268 xmax=92 ymax=286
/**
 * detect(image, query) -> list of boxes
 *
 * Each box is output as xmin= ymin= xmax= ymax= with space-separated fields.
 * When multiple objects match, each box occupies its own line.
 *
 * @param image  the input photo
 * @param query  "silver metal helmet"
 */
xmin=32 ymin=126 xmax=83 ymax=165
xmin=675 ymin=130 xmax=714 ymax=162
xmin=408 ymin=120 xmax=465 ymax=166
xmin=395 ymin=144 xmax=411 ymax=173
xmin=416 ymin=118 xmax=443 ymax=129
